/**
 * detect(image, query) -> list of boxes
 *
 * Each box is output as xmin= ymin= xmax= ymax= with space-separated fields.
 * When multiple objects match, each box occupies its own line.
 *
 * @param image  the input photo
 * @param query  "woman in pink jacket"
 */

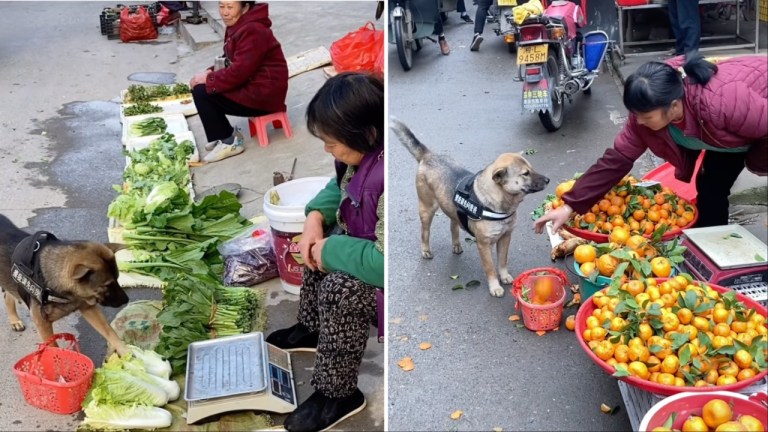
xmin=534 ymin=53 xmax=767 ymax=233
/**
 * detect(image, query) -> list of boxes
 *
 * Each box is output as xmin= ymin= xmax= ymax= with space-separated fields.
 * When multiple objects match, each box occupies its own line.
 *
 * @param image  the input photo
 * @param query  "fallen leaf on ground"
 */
xmin=553 ymin=326 xmax=560 ymax=331
xmin=450 ymin=410 xmax=463 ymax=420
xmin=569 ymin=284 xmax=580 ymax=293
xmin=600 ymin=403 xmax=620 ymax=415
xmin=398 ymin=357 xmax=415 ymax=372
xmin=536 ymin=330 xmax=547 ymax=336
xmin=508 ymin=315 xmax=521 ymax=322
xmin=450 ymin=275 xmax=459 ymax=280
xmin=419 ymin=342 xmax=432 ymax=350
xmin=419 ymin=314 xmax=429 ymax=321
xmin=389 ymin=317 xmax=403 ymax=324
xmin=493 ymin=428 xmax=503 ymax=432
xmin=400 ymin=335 xmax=409 ymax=342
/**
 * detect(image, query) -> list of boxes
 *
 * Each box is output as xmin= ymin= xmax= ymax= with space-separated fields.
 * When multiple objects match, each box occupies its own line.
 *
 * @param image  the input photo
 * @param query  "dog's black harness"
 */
xmin=453 ymin=173 xmax=514 ymax=237
xmin=11 ymin=231 xmax=71 ymax=308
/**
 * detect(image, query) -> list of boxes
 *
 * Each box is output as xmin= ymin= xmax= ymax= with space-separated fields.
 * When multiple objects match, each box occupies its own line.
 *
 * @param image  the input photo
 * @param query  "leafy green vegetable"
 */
xmin=87 ymin=368 xmax=169 ymax=407
xmin=130 ymin=117 xmax=167 ymax=137
xmin=124 ymin=101 xmax=162 ymax=116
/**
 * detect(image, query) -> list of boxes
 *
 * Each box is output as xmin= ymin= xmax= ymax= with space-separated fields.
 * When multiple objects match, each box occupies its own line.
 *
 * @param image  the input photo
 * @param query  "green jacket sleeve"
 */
xmin=304 ymin=178 xmax=340 ymax=226
xmin=321 ymin=236 xmax=384 ymax=288
xmin=320 ymin=192 xmax=385 ymax=288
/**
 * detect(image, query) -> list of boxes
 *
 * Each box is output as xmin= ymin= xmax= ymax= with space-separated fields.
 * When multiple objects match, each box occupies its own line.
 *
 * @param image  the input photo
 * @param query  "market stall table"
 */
xmin=615 ymin=0 xmax=760 ymax=57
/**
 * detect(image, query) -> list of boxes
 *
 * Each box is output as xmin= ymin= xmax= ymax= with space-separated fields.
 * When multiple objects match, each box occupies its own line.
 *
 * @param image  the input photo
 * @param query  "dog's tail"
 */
xmin=389 ymin=116 xmax=429 ymax=162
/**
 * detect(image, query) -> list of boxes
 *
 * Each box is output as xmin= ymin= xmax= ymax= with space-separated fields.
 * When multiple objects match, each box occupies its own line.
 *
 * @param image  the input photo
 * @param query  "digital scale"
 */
xmin=184 ymin=332 xmax=298 ymax=424
xmin=679 ymin=225 xmax=768 ymax=306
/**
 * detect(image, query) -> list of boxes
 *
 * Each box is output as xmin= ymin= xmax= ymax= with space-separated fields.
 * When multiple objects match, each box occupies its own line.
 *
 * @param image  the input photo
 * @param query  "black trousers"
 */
xmin=668 ymin=0 xmax=701 ymax=54
xmin=694 ymin=150 xmax=746 ymax=227
xmin=191 ymin=84 xmax=270 ymax=143
xmin=473 ymin=0 xmax=492 ymax=34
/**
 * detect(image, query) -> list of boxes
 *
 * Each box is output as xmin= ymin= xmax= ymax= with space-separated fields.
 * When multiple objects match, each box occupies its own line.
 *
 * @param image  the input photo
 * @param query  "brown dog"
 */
xmin=0 ymin=214 xmax=129 ymax=355
xmin=391 ymin=119 xmax=550 ymax=297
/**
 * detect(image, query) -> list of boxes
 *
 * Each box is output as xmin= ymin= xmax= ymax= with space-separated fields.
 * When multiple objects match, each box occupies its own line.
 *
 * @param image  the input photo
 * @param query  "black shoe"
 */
xmin=461 ymin=14 xmax=474 ymax=23
xmin=265 ymin=322 xmax=319 ymax=352
xmin=284 ymin=389 xmax=366 ymax=432
xmin=470 ymin=33 xmax=483 ymax=51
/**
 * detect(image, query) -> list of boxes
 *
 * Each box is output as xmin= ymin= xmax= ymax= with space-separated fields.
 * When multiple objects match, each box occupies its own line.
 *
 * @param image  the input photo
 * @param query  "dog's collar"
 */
xmin=453 ymin=173 xmax=514 ymax=236
xmin=11 ymin=232 xmax=72 ymax=309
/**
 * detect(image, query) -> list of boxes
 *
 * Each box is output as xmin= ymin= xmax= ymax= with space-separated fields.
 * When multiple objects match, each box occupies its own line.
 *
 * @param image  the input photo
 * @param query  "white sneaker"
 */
xmin=204 ymin=128 xmax=244 ymax=151
xmin=204 ymin=142 xmax=244 ymax=163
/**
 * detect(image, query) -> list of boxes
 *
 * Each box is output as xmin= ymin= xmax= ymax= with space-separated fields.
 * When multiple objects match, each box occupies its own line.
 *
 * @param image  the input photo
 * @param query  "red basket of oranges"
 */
xmin=512 ymin=267 xmax=568 ymax=331
xmin=639 ymin=391 xmax=768 ymax=431
xmin=575 ymin=278 xmax=768 ymax=396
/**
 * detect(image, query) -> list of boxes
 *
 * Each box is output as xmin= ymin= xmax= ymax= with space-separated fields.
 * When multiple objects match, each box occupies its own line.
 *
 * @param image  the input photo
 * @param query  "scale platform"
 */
xmin=185 ymin=332 xmax=298 ymax=424
xmin=679 ymin=225 xmax=768 ymax=306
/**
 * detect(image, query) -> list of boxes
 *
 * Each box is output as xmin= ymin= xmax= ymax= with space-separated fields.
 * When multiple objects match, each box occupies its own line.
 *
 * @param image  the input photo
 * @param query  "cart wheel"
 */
xmin=393 ymin=15 xmax=413 ymax=71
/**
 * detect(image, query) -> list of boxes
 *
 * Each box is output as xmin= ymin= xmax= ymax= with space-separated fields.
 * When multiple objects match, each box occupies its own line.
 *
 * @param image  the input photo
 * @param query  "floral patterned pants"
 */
xmin=298 ymin=269 xmax=377 ymax=398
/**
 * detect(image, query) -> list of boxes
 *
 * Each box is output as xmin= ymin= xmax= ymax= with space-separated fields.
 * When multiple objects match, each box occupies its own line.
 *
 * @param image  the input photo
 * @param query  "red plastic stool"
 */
xmin=248 ymin=112 xmax=293 ymax=148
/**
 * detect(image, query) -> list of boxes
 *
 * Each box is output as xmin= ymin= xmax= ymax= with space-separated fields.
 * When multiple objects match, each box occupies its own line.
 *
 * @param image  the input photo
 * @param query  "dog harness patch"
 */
xmin=11 ymin=231 xmax=71 ymax=308
xmin=453 ymin=173 xmax=514 ymax=237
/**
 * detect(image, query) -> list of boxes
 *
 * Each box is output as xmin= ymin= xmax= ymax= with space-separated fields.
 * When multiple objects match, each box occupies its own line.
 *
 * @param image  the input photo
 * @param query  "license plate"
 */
xmin=517 ymin=44 xmax=548 ymax=65
xmin=497 ymin=0 xmax=517 ymax=6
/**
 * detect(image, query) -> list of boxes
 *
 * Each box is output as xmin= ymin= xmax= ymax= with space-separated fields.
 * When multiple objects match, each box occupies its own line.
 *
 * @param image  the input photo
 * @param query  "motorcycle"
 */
xmin=487 ymin=0 xmax=531 ymax=53
xmin=516 ymin=0 xmax=609 ymax=131
xmin=389 ymin=0 xmax=457 ymax=71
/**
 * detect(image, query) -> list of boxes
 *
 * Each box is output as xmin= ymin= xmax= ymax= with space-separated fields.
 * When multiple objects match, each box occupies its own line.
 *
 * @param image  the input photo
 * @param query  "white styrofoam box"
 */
xmin=121 ymin=112 xmax=189 ymax=146
xmin=125 ymin=130 xmax=200 ymax=163
xmin=120 ymin=91 xmax=198 ymax=124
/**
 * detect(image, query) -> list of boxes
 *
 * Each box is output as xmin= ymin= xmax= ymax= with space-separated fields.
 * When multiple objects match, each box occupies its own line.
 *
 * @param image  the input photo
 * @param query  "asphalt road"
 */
xmin=386 ymin=15 xmax=635 ymax=431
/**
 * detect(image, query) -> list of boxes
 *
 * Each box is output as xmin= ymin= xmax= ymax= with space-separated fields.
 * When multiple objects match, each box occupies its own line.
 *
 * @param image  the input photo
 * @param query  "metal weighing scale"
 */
xmin=679 ymin=225 xmax=768 ymax=305
xmin=185 ymin=332 xmax=298 ymax=424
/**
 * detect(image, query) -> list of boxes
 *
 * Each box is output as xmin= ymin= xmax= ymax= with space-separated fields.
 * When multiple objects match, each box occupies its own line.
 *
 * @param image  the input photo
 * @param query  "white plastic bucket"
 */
xmin=263 ymin=176 xmax=332 ymax=295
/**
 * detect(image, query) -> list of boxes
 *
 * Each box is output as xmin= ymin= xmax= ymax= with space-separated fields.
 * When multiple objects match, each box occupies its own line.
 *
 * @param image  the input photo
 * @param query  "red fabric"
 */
xmin=564 ymin=55 xmax=768 ymax=214
xmin=205 ymin=3 xmax=288 ymax=113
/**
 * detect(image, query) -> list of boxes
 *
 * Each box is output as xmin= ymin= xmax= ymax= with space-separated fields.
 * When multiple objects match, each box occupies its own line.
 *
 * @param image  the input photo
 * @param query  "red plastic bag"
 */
xmin=330 ymin=22 xmax=383 ymax=74
xmin=120 ymin=6 xmax=158 ymax=43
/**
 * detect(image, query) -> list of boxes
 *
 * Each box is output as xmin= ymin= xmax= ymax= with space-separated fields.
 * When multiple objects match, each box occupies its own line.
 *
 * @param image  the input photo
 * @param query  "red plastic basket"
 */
xmin=13 ymin=333 xmax=94 ymax=414
xmin=574 ymin=280 xmax=768 ymax=396
xmin=639 ymin=391 xmax=768 ymax=431
xmin=511 ymin=267 xmax=568 ymax=331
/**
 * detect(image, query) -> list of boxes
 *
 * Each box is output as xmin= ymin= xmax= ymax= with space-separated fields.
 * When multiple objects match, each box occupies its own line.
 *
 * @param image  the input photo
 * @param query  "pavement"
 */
xmin=0 ymin=2 xmax=382 ymax=431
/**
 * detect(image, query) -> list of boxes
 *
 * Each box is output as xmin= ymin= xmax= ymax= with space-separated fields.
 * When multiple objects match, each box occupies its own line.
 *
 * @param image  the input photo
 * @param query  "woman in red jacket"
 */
xmin=534 ymin=53 xmax=767 ymax=233
xmin=189 ymin=1 xmax=288 ymax=163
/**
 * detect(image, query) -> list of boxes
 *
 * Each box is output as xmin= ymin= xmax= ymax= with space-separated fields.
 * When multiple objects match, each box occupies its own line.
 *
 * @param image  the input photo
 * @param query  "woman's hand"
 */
xmin=299 ymin=211 xmax=325 ymax=271
xmin=189 ymin=70 xmax=211 ymax=88
xmin=533 ymin=205 xmax=573 ymax=234
xmin=310 ymin=237 xmax=328 ymax=273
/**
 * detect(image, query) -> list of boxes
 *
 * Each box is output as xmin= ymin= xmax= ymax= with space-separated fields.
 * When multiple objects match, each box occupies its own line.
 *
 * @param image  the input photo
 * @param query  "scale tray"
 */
xmin=185 ymin=332 xmax=270 ymax=401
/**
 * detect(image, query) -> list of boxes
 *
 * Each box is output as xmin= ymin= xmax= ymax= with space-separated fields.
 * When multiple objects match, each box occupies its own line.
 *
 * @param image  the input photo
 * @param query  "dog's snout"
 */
xmin=544 ymin=176 xmax=550 ymax=184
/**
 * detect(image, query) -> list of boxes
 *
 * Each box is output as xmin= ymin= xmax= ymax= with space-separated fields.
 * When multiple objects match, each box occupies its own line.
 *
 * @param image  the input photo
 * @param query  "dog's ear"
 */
xmin=70 ymin=264 xmax=92 ymax=280
xmin=492 ymin=167 xmax=507 ymax=185
xmin=104 ymin=243 xmax=127 ymax=253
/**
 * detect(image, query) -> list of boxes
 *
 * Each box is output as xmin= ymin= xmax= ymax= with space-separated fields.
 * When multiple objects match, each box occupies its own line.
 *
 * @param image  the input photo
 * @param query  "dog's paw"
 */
xmin=10 ymin=321 xmax=25 ymax=332
xmin=499 ymin=271 xmax=513 ymax=284
xmin=452 ymin=244 xmax=463 ymax=255
xmin=489 ymin=282 xmax=505 ymax=297
xmin=421 ymin=249 xmax=433 ymax=259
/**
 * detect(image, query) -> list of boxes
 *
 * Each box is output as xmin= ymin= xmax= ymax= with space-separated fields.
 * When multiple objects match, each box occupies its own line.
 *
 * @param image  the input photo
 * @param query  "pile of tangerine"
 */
xmin=581 ymin=276 xmax=767 ymax=389
xmin=555 ymin=176 xmax=697 ymax=236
